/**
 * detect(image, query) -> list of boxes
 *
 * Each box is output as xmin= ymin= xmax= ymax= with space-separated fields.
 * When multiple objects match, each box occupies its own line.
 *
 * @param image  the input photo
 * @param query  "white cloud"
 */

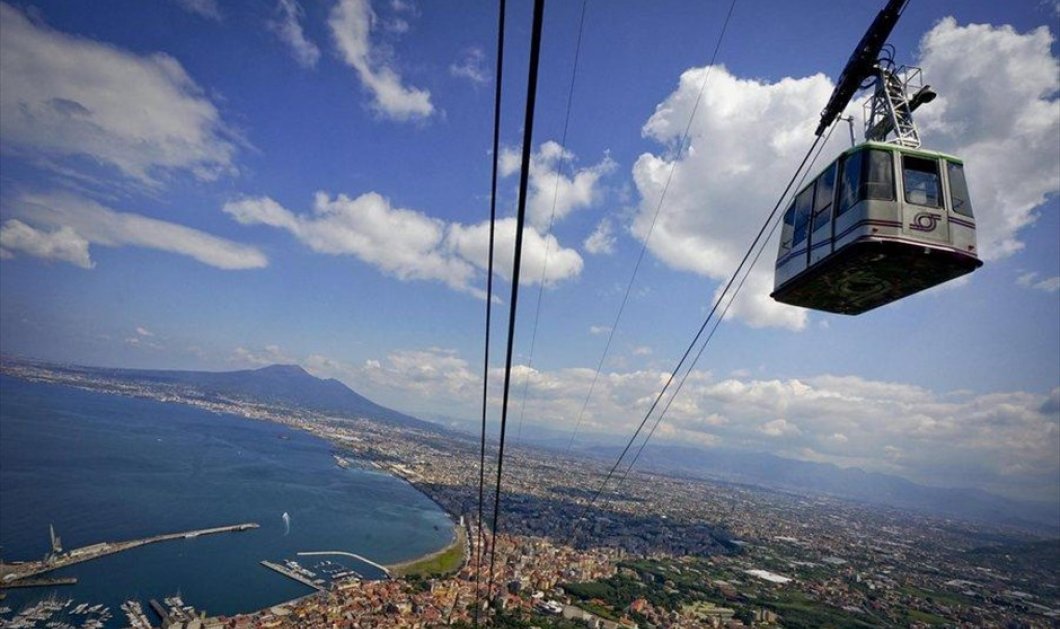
xmin=271 ymin=0 xmax=321 ymax=68
xmin=224 ymin=192 xmax=583 ymax=294
xmin=7 ymin=192 xmax=267 ymax=269
xmin=501 ymin=142 xmax=616 ymax=230
xmin=446 ymin=217 xmax=583 ymax=287
xmin=916 ymin=18 xmax=1059 ymax=260
xmin=758 ymin=418 xmax=801 ymax=437
xmin=1017 ymin=271 xmax=1060 ymax=293
xmin=449 ymin=47 xmax=488 ymax=85
xmin=231 ymin=345 xmax=295 ymax=367
xmin=589 ymin=325 xmax=611 ymax=335
xmin=226 ymin=192 xmax=474 ymax=290
xmin=584 ymin=218 xmax=616 ymax=255
xmin=631 ymin=65 xmax=830 ymax=331
xmin=631 ymin=345 xmax=652 ymax=356
xmin=630 ymin=18 xmax=1059 ymax=330
xmin=0 ymin=3 xmax=237 ymax=186
xmin=174 ymin=0 xmax=222 ymax=20
xmin=136 ymin=326 xmax=154 ymax=337
xmin=328 ymin=0 xmax=433 ymax=121
xmin=317 ymin=346 xmax=1060 ymax=501
xmin=0 ymin=219 xmax=93 ymax=268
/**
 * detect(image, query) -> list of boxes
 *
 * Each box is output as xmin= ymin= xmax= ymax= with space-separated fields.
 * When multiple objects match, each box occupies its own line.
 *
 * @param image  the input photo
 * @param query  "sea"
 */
xmin=0 ymin=374 xmax=454 ymax=626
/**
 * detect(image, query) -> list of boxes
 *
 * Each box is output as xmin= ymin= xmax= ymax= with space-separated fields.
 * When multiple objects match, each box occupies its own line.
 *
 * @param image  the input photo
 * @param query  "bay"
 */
xmin=0 ymin=375 xmax=453 ymax=625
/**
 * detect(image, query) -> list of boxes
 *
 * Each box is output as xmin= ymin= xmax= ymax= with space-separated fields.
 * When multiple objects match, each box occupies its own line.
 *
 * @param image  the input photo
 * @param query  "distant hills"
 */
xmin=4 ymin=357 xmax=1057 ymax=534
xmin=588 ymin=443 xmax=1060 ymax=534
xmin=27 ymin=361 xmax=438 ymax=432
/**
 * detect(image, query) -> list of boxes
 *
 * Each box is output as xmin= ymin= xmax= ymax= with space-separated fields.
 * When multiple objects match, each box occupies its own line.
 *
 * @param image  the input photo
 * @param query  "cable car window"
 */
xmin=947 ymin=161 xmax=973 ymax=218
xmin=780 ymin=201 xmax=796 ymax=252
xmin=902 ymin=155 xmax=942 ymax=207
xmin=837 ymin=151 xmax=862 ymax=216
xmin=863 ymin=149 xmax=895 ymax=201
xmin=792 ymin=184 xmax=814 ymax=245
xmin=813 ymin=163 xmax=836 ymax=230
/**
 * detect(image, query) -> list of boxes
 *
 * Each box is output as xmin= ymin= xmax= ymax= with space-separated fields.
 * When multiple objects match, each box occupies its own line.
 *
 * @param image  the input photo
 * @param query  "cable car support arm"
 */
xmin=815 ymin=0 xmax=910 ymax=137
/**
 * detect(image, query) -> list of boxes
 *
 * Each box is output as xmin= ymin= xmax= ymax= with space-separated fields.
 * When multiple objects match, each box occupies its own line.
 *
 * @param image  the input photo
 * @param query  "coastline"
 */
xmin=385 ymin=524 xmax=467 ymax=578
xmin=0 ymin=368 xmax=468 ymax=582
xmin=335 ymin=457 xmax=469 ymax=578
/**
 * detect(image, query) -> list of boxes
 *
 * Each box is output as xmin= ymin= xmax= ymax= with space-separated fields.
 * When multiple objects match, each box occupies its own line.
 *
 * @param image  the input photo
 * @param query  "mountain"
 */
xmin=586 ymin=443 xmax=1060 ymax=534
xmin=53 ymin=362 xmax=439 ymax=431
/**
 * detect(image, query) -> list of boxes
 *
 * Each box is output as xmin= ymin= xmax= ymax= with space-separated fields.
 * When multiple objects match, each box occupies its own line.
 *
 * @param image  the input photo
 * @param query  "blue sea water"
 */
xmin=0 ymin=375 xmax=453 ymax=624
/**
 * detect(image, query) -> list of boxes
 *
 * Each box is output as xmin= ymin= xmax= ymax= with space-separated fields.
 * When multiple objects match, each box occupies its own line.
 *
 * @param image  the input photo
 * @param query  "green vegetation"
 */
xmin=758 ymin=591 xmax=878 ymax=629
xmin=905 ymin=608 xmax=949 ymax=625
xmin=564 ymin=557 xmax=889 ymax=629
xmin=390 ymin=526 xmax=466 ymax=577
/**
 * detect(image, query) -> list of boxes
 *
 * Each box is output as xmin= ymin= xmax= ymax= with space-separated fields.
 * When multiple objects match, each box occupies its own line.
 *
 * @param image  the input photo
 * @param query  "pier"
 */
xmin=298 ymin=551 xmax=391 ymax=577
xmin=260 ymin=560 xmax=324 ymax=591
xmin=0 ymin=523 xmax=260 ymax=583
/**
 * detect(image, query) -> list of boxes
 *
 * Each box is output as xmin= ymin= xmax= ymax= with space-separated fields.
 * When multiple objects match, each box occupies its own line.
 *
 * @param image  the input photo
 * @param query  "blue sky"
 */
xmin=1 ymin=0 xmax=1057 ymax=502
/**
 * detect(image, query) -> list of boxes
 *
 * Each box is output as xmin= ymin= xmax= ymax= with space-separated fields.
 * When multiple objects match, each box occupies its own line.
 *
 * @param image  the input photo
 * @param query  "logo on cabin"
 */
xmin=909 ymin=212 xmax=941 ymax=232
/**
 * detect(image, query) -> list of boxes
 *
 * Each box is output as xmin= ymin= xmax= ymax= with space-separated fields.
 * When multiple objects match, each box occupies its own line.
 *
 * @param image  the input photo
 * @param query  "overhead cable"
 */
xmin=473 ymin=0 xmax=506 ymax=622
xmin=487 ymin=0 xmax=546 ymax=603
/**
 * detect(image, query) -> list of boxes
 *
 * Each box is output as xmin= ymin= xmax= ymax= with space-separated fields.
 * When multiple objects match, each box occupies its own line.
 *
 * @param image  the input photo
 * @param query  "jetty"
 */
xmin=0 ymin=576 xmax=77 ymax=589
xmin=260 ymin=560 xmax=324 ymax=591
xmin=0 ymin=523 xmax=259 ymax=583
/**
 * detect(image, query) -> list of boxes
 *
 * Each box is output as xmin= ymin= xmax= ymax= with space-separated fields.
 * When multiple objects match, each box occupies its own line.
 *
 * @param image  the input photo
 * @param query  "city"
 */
xmin=1 ymin=360 xmax=1056 ymax=628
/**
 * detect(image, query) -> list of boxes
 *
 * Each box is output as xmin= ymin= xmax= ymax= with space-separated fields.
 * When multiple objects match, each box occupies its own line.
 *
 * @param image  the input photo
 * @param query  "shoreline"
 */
xmin=333 ymin=457 xmax=469 ymax=578
xmin=0 ymin=369 xmax=468 ymax=582
xmin=385 ymin=524 xmax=467 ymax=578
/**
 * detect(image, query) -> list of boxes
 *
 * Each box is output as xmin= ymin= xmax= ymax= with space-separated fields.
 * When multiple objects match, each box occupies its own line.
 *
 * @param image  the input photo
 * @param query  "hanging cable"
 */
xmin=473 ymin=0 xmax=506 ymax=623
xmin=608 ymin=121 xmax=840 ymax=501
xmin=568 ymin=131 xmax=826 ymax=542
xmin=514 ymin=0 xmax=589 ymax=445
xmin=565 ymin=0 xmax=738 ymax=454
xmin=487 ymin=0 xmax=546 ymax=604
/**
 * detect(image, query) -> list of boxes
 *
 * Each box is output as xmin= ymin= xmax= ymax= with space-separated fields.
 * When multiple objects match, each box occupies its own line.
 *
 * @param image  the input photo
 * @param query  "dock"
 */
xmin=260 ymin=560 xmax=324 ymax=591
xmin=0 ymin=523 xmax=260 ymax=583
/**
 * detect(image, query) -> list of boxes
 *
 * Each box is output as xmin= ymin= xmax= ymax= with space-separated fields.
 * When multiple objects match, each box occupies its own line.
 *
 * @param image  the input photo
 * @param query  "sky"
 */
xmin=0 ymin=0 xmax=1057 ymax=503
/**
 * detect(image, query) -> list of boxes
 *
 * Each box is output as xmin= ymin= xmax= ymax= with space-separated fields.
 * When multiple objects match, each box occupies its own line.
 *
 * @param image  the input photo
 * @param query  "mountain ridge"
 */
xmin=24 ymin=359 xmax=439 ymax=432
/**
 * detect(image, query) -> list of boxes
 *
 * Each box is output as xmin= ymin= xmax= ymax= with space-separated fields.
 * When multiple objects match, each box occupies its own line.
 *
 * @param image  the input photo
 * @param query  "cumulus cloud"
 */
xmin=584 ymin=218 xmax=617 ymax=255
xmin=270 ymin=0 xmax=321 ymax=68
xmin=501 ymin=142 xmax=616 ymax=230
xmin=449 ymin=47 xmax=488 ymax=85
xmin=630 ymin=18 xmax=1059 ymax=329
xmin=1017 ymin=271 xmax=1060 ymax=293
xmin=0 ymin=3 xmax=237 ymax=186
xmin=446 ymin=217 xmax=583 ymax=287
xmin=6 ymin=192 xmax=267 ymax=270
xmin=916 ymin=18 xmax=1059 ymax=260
xmin=328 ymin=0 xmax=433 ymax=120
xmin=0 ymin=220 xmax=93 ymax=268
xmin=223 ymin=192 xmax=583 ymax=294
xmin=631 ymin=65 xmax=831 ymax=331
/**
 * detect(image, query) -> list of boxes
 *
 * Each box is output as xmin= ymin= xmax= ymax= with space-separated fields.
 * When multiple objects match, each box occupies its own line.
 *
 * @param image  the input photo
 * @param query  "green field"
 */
xmin=391 ymin=527 xmax=467 ymax=577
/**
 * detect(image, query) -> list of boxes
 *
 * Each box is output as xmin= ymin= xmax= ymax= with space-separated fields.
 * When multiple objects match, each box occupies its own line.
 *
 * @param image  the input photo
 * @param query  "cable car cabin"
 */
xmin=771 ymin=142 xmax=982 ymax=315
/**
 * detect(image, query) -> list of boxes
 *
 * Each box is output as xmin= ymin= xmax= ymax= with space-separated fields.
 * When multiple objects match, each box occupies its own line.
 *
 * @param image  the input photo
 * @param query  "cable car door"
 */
xmin=899 ymin=154 xmax=949 ymax=243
